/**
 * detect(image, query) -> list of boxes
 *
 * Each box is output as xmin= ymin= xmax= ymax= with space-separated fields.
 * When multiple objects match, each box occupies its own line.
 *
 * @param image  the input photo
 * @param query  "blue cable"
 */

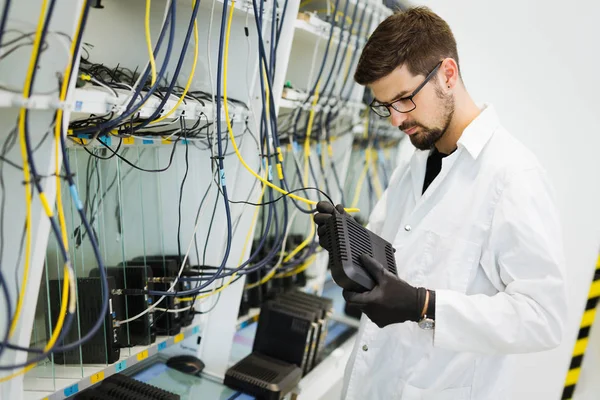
xmin=0 ymin=0 xmax=11 ymax=48
xmin=0 ymin=269 xmax=13 ymax=359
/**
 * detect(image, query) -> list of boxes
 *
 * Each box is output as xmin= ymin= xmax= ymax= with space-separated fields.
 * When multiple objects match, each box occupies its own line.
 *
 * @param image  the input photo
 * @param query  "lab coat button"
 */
xmin=362 ymin=344 xmax=368 ymax=351
xmin=404 ymin=225 xmax=412 ymax=232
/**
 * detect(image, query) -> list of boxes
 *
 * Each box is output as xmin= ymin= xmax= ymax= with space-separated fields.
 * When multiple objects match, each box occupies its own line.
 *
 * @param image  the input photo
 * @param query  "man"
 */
xmin=314 ymin=6 xmax=567 ymax=400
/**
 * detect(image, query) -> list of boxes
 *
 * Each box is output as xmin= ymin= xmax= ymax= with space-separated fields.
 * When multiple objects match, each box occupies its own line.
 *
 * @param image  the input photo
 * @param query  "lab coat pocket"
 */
xmin=401 ymin=384 xmax=472 ymax=400
xmin=421 ymin=230 xmax=482 ymax=293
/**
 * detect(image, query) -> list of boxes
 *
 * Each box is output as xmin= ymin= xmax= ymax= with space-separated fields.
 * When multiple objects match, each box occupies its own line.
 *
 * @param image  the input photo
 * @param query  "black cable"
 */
xmin=81 ymin=136 xmax=122 ymax=160
xmin=226 ymin=186 xmax=330 ymax=208
xmin=176 ymin=118 xmax=189 ymax=271
xmin=94 ymin=135 xmax=178 ymax=173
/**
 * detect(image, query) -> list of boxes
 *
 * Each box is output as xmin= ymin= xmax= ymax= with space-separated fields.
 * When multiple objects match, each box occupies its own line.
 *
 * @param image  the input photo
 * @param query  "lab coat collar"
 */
xmin=457 ymin=103 xmax=500 ymax=160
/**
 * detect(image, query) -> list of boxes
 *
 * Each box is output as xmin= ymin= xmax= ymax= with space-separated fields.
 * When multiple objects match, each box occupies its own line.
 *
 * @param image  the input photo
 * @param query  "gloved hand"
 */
xmin=343 ymin=254 xmax=430 ymax=328
xmin=313 ymin=201 xmax=346 ymax=251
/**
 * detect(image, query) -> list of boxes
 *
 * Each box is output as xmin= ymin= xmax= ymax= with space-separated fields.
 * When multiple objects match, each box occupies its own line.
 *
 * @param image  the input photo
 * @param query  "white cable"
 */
xmin=155 ymin=306 xmax=192 ymax=313
xmin=89 ymin=78 xmax=118 ymax=98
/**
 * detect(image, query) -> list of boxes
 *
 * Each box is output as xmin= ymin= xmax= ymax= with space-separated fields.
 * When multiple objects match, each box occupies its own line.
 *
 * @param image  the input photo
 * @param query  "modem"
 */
xmin=324 ymin=212 xmax=397 ymax=292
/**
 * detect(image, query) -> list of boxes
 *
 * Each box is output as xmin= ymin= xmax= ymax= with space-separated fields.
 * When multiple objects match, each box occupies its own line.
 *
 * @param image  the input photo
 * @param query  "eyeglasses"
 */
xmin=370 ymin=61 xmax=444 ymax=118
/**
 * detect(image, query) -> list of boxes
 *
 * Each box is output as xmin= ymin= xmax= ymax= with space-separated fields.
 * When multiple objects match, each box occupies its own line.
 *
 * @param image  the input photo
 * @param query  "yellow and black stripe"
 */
xmin=562 ymin=256 xmax=600 ymax=399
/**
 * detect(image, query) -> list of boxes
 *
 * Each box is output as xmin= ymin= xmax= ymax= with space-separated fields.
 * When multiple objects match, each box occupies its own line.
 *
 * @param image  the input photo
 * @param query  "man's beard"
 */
xmin=403 ymin=91 xmax=455 ymax=151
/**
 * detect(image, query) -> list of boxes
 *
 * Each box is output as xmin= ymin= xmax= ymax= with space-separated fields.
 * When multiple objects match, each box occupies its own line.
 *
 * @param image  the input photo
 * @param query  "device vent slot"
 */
xmin=233 ymin=363 xmax=278 ymax=383
xmin=385 ymin=244 xmax=397 ymax=275
xmin=331 ymin=219 xmax=349 ymax=262
xmin=346 ymin=221 xmax=371 ymax=265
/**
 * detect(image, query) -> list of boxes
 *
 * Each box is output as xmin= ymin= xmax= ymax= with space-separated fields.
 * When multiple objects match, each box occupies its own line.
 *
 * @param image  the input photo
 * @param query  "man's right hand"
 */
xmin=313 ymin=201 xmax=346 ymax=251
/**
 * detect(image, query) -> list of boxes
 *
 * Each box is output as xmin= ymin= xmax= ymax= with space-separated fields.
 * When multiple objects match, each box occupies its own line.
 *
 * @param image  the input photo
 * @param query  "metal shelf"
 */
xmin=22 ymin=323 xmax=201 ymax=400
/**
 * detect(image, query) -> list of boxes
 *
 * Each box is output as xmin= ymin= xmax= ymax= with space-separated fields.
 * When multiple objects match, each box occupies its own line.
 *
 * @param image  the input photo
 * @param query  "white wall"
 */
xmin=413 ymin=1 xmax=600 ymax=399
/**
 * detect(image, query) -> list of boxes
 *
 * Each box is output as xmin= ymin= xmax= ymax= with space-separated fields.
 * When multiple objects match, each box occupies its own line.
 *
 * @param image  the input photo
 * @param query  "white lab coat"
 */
xmin=342 ymin=104 xmax=567 ymax=400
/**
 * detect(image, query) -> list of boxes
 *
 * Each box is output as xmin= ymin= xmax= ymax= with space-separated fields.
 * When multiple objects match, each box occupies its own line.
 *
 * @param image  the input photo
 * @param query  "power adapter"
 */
xmin=324 ymin=212 xmax=397 ymax=292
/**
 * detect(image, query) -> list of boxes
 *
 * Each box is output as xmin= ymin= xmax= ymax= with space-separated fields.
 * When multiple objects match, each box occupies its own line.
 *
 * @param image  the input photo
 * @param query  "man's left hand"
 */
xmin=343 ymin=254 xmax=428 ymax=328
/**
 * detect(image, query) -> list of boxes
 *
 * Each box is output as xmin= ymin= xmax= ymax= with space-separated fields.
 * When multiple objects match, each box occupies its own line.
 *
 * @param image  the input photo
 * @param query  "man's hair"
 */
xmin=354 ymin=7 xmax=460 ymax=86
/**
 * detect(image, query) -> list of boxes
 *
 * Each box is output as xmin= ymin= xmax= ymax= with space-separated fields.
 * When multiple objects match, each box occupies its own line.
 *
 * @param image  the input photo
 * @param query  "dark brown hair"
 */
xmin=354 ymin=7 xmax=460 ymax=85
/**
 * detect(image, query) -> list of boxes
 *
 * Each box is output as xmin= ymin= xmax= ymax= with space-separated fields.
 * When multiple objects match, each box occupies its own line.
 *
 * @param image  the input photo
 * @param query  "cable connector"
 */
xmin=111 ymin=288 xmax=146 ymax=296
xmin=149 ymin=277 xmax=177 ymax=283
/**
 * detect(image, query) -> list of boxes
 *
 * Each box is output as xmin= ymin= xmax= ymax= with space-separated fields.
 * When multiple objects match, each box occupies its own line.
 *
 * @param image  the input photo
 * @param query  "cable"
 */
xmin=144 ymin=0 xmax=157 ymax=86
xmin=95 ymin=135 xmax=178 ymax=172
xmin=0 ymin=0 xmax=11 ymax=48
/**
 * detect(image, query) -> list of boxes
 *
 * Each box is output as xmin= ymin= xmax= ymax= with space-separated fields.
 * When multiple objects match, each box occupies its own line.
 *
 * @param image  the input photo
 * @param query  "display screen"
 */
xmin=133 ymin=362 xmax=255 ymax=400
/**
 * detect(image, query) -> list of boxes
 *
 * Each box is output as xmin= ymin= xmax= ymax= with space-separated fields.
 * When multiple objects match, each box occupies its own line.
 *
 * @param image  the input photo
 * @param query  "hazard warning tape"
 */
xmin=561 ymin=255 xmax=600 ymax=399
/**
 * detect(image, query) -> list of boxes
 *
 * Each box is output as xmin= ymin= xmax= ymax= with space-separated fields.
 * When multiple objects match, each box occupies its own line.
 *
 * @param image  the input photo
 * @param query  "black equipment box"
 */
xmin=130 ymin=256 xmax=194 ymax=328
xmin=274 ymin=296 xmax=322 ymax=375
xmin=224 ymin=352 xmax=302 ymax=400
xmin=49 ymin=276 xmax=120 ymax=364
xmin=90 ymin=265 xmax=156 ymax=346
xmin=253 ymin=300 xmax=317 ymax=373
xmin=279 ymin=291 xmax=333 ymax=366
xmin=324 ymin=212 xmax=398 ymax=292
xmin=123 ymin=259 xmax=182 ymax=336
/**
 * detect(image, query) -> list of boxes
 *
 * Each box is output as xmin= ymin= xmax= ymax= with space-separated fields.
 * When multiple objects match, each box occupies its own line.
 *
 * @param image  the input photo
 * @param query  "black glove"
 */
xmin=343 ymin=254 xmax=432 ymax=328
xmin=313 ymin=201 xmax=346 ymax=251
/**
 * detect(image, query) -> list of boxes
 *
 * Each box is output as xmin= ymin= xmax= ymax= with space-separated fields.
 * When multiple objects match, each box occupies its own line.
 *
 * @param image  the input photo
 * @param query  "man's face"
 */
xmin=370 ymin=63 xmax=455 ymax=151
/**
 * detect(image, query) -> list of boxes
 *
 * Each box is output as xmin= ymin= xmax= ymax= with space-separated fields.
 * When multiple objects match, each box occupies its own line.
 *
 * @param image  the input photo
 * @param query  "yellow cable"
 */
xmin=221 ymin=7 xmax=359 ymax=213
xmin=145 ymin=0 xmax=157 ymax=86
xmin=150 ymin=0 xmax=199 ymax=124
xmin=9 ymin=0 xmax=49 ymax=339
xmin=276 ymin=254 xmax=316 ymax=278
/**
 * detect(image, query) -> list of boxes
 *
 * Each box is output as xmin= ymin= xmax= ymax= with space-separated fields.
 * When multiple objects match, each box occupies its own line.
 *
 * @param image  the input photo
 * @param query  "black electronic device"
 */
xmin=224 ymin=352 xmax=302 ymax=400
xmin=76 ymin=372 xmax=180 ymax=400
xmin=324 ymin=212 xmax=397 ymax=292
xmin=90 ymin=265 xmax=156 ymax=346
xmin=165 ymin=355 xmax=205 ymax=376
xmin=130 ymin=256 xmax=194 ymax=328
xmin=253 ymin=300 xmax=317 ymax=373
xmin=274 ymin=296 xmax=322 ymax=374
xmin=48 ymin=277 xmax=121 ymax=365
xmin=123 ymin=259 xmax=182 ymax=335
xmin=280 ymin=291 xmax=333 ymax=366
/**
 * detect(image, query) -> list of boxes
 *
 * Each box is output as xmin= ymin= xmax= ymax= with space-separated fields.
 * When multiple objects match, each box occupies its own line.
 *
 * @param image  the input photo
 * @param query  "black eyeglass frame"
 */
xmin=369 ymin=60 xmax=444 ymax=117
